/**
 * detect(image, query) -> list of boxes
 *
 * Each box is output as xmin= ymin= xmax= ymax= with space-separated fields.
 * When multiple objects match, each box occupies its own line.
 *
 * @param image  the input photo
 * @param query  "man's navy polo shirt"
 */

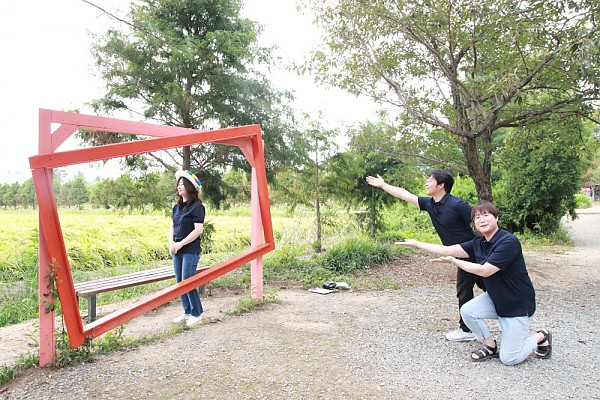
xmin=460 ymin=228 xmax=536 ymax=317
xmin=418 ymin=193 xmax=474 ymax=245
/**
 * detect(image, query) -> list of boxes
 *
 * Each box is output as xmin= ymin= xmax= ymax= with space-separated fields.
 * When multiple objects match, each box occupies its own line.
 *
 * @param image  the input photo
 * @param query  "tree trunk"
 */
xmin=459 ymin=135 xmax=493 ymax=201
xmin=370 ymin=187 xmax=376 ymax=238
xmin=183 ymin=146 xmax=191 ymax=170
xmin=314 ymin=137 xmax=322 ymax=253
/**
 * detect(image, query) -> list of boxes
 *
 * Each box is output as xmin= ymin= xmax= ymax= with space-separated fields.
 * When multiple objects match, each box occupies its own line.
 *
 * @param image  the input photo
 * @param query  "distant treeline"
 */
xmin=0 ymin=169 xmax=252 ymax=212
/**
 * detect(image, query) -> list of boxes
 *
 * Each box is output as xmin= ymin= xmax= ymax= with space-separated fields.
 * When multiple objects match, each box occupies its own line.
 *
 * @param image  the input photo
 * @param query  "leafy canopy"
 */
xmin=85 ymin=0 xmax=305 ymax=207
xmin=301 ymin=0 xmax=600 ymax=200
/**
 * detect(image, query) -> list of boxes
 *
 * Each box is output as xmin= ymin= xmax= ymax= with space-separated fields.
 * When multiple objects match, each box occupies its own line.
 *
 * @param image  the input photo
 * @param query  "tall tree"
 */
xmin=2 ymin=183 xmax=19 ymax=209
xmin=84 ymin=0 xmax=304 ymax=206
xmin=344 ymin=121 xmax=420 ymax=236
xmin=15 ymin=179 xmax=37 ymax=209
xmin=271 ymin=114 xmax=338 ymax=252
xmin=0 ymin=184 xmax=10 ymax=209
xmin=302 ymin=0 xmax=600 ymax=200
xmin=69 ymin=176 xmax=90 ymax=210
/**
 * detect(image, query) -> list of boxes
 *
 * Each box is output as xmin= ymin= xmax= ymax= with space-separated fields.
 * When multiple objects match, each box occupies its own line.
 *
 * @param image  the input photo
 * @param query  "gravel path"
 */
xmin=1 ymin=209 xmax=599 ymax=399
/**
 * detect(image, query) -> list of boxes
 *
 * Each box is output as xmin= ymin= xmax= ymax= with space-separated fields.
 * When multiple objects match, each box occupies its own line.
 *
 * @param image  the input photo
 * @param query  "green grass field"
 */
xmin=0 ymin=205 xmax=347 ymax=327
xmin=0 ymin=202 xmax=571 ymax=330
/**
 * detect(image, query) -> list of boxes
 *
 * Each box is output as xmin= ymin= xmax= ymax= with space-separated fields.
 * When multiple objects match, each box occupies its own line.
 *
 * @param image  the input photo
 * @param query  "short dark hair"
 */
xmin=471 ymin=201 xmax=499 ymax=221
xmin=429 ymin=169 xmax=454 ymax=194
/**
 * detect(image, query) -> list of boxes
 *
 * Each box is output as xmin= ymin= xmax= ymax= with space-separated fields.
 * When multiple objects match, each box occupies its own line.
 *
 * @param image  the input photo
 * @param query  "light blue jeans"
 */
xmin=460 ymin=292 xmax=537 ymax=365
xmin=172 ymin=252 xmax=203 ymax=318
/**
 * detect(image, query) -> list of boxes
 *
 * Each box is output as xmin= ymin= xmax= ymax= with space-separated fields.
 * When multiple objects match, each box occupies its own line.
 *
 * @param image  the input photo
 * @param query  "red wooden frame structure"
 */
xmin=30 ymin=109 xmax=275 ymax=366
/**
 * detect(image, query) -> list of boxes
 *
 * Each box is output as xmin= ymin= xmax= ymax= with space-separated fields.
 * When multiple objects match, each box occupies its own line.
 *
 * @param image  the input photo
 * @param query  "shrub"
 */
xmin=379 ymin=202 xmax=439 ymax=243
xmin=574 ymin=193 xmax=593 ymax=209
xmin=264 ymin=244 xmax=307 ymax=274
xmin=319 ymin=236 xmax=391 ymax=273
xmin=494 ymin=121 xmax=588 ymax=234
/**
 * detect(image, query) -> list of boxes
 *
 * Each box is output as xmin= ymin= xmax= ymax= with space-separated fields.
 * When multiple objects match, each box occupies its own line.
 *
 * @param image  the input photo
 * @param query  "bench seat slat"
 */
xmin=74 ymin=265 xmax=210 ymax=297
xmin=74 ymin=269 xmax=173 ymax=291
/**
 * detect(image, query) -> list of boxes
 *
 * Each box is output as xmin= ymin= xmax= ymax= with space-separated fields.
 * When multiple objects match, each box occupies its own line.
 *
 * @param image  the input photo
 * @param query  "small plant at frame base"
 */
xmin=225 ymin=291 xmax=281 ymax=316
xmin=43 ymin=260 xmax=92 ymax=367
xmin=44 ymin=260 xmax=126 ymax=367
xmin=0 ymin=353 xmax=39 ymax=387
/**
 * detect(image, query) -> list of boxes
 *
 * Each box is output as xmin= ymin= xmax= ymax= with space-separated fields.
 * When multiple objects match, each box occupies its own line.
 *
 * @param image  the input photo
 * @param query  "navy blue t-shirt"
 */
xmin=418 ymin=194 xmax=475 ymax=245
xmin=460 ymin=228 xmax=536 ymax=317
xmin=172 ymin=200 xmax=205 ymax=254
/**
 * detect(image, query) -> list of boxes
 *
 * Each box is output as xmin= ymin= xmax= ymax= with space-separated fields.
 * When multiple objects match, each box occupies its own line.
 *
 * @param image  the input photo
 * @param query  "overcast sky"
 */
xmin=0 ymin=0 xmax=379 ymax=184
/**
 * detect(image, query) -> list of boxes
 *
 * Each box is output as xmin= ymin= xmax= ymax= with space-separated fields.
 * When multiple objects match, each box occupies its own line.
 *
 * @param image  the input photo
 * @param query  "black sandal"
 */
xmin=535 ymin=329 xmax=552 ymax=359
xmin=471 ymin=340 xmax=499 ymax=362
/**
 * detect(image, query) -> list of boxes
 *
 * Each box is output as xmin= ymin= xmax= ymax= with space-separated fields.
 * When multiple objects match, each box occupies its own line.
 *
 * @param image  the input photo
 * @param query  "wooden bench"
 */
xmin=74 ymin=265 xmax=211 ymax=323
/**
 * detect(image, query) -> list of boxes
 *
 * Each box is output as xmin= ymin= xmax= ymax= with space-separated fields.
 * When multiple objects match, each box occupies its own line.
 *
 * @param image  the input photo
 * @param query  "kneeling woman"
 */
xmin=169 ymin=170 xmax=206 ymax=328
xmin=398 ymin=201 xmax=551 ymax=365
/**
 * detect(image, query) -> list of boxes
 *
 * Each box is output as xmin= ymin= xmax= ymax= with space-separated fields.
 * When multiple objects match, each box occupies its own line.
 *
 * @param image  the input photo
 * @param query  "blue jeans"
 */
xmin=172 ymin=252 xmax=203 ymax=317
xmin=460 ymin=292 xmax=537 ymax=365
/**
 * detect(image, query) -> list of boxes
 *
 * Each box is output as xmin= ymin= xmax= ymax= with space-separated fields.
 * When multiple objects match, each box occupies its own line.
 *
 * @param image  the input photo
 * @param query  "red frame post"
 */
xmin=32 ymin=109 xmax=274 ymax=365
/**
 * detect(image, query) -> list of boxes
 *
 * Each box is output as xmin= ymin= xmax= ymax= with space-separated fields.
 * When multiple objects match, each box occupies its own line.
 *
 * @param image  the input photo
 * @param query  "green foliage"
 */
xmin=60 ymin=212 xmax=171 ymax=270
xmin=269 ymin=114 xmax=341 ymax=252
xmin=303 ymin=0 xmax=600 ymax=200
xmin=0 ymin=283 xmax=38 ymax=327
xmin=222 ymin=169 xmax=251 ymax=207
xmin=574 ymin=193 xmax=593 ymax=209
xmin=53 ymin=329 xmax=93 ymax=367
xmin=92 ymin=325 xmax=126 ymax=354
xmin=211 ymin=265 xmax=251 ymax=288
xmin=87 ymin=171 xmax=179 ymax=213
xmin=0 ymin=209 xmax=172 ymax=326
xmin=300 ymin=264 xmax=337 ymax=287
xmin=451 ymin=176 xmax=478 ymax=206
xmin=581 ymin=131 xmax=600 ymax=185
xmin=379 ymin=202 xmax=439 ymax=244
xmin=319 ymin=236 xmax=391 ymax=274
xmin=15 ymin=179 xmax=37 ymax=209
xmin=70 ymin=175 xmax=90 ymax=210
xmin=57 ymin=175 xmax=90 ymax=209
xmin=52 ymin=312 xmax=127 ymax=367
xmin=225 ymin=291 xmax=281 ymax=316
xmin=264 ymin=244 xmax=309 ymax=277
xmin=89 ymin=178 xmax=115 ymax=209
xmin=494 ymin=120 xmax=589 ymax=233
xmin=200 ymin=220 xmax=215 ymax=254
xmin=0 ymin=353 xmax=38 ymax=387
xmin=86 ymin=0 xmax=304 ymax=207
xmin=515 ymin=227 xmax=572 ymax=250
xmin=0 ymin=197 xmax=576 ymax=331
xmin=345 ymin=120 xmax=422 ymax=237
xmin=1 ymin=182 xmax=19 ymax=209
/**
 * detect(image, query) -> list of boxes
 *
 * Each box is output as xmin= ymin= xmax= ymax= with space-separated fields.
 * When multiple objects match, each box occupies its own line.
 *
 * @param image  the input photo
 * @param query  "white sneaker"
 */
xmin=186 ymin=314 xmax=203 ymax=327
xmin=445 ymin=329 xmax=477 ymax=341
xmin=172 ymin=313 xmax=190 ymax=324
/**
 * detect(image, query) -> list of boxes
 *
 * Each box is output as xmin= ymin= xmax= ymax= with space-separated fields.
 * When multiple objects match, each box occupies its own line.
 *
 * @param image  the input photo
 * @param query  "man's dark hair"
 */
xmin=429 ymin=169 xmax=454 ymax=194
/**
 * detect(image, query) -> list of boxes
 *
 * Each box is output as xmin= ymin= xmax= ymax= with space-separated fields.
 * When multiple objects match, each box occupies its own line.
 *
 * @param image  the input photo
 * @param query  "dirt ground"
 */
xmin=1 ymin=208 xmax=600 ymax=399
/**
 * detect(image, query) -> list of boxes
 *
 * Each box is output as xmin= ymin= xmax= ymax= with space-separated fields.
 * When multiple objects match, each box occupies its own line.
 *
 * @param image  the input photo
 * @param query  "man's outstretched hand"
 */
xmin=366 ymin=174 xmax=385 ymax=188
xmin=431 ymin=256 xmax=455 ymax=264
xmin=395 ymin=240 xmax=419 ymax=247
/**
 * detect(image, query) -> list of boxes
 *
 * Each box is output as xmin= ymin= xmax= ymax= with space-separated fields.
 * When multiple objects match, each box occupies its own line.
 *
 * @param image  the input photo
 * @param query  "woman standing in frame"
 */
xmin=169 ymin=170 xmax=205 ymax=327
